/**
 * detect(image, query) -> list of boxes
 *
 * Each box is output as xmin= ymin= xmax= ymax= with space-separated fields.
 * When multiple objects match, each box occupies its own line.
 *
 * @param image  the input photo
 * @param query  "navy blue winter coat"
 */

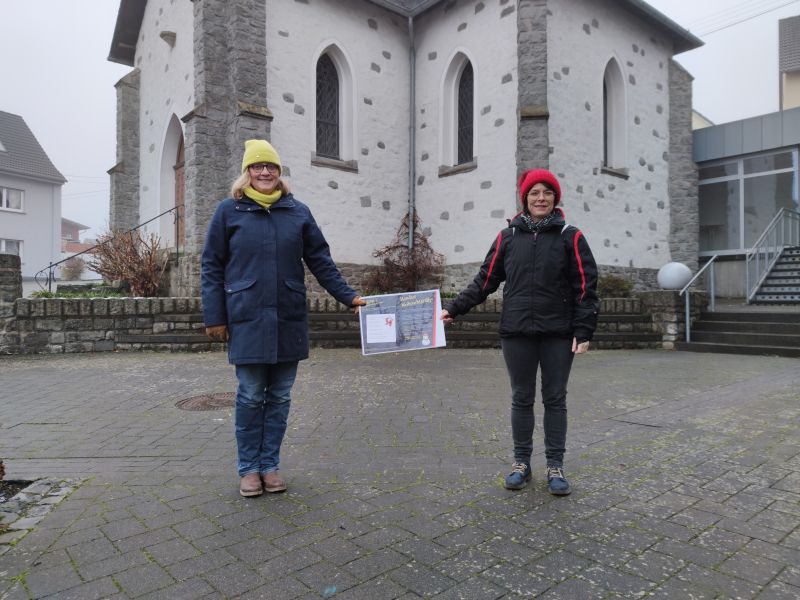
xmin=201 ymin=193 xmax=358 ymax=365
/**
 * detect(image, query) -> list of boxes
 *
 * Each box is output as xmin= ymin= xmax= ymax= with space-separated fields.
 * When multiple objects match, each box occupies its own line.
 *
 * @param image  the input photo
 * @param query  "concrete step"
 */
xmin=753 ymin=293 xmax=800 ymax=302
xmin=699 ymin=311 xmax=800 ymax=323
xmin=689 ymin=330 xmax=800 ymax=348
xmin=763 ymin=277 xmax=800 ymax=285
xmin=692 ymin=320 xmax=800 ymax=335
xmin=759 ymin=285 xmax=800 ymax=293
xmin=674 ymin=341 xmax=800 ymax=358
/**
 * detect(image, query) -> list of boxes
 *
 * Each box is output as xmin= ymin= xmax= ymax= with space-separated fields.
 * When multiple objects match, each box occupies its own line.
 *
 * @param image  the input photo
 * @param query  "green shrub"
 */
xmin=598 ymin=273 xmax=634 ymax=298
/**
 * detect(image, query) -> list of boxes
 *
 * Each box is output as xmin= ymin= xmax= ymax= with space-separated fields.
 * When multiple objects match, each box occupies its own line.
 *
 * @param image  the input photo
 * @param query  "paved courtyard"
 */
xmin=0 ymin=347 xmax=798 ymax=599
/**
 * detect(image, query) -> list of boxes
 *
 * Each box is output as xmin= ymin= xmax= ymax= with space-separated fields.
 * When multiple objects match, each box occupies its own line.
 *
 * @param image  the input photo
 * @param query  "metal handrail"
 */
xmin=745 ymin=207 xmax=800 ymax=303
xmin=679 ymin=255 xmax=718 ymax=343
xmin=34 ymin=204 xmax=184 ymax=292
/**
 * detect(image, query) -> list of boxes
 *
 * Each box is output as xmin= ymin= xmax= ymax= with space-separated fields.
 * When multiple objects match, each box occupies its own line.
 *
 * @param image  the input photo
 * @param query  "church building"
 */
xmin=108 ymin=0 xmax=702 ymax=296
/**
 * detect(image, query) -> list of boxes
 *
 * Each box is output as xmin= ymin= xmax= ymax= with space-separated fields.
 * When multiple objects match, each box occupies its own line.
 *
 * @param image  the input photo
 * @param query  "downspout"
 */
xmin=408 ymin=15 xmax=416 ymax=250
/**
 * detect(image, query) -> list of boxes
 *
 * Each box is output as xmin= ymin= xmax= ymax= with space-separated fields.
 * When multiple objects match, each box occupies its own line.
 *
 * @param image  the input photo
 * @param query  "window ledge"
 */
xmin=600 ymin=165 xmax=629 ymax=180
xmin=0 ymin=207 xmax=24 ymax=213
xmin=310 ymin=154 xmax=358 ymax=173
xmin=438 ymin=159 xmax=478 ymax=178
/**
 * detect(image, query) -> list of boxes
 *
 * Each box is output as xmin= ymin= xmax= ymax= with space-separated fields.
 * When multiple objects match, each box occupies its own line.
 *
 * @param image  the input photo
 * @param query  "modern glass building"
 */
xmin=693 ymin=106 xmax=800 ymax=296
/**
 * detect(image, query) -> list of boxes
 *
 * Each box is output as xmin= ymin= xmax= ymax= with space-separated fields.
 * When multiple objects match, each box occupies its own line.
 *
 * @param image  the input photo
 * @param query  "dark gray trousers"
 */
xmin=501 ymin=335 xmax=575 ymax=467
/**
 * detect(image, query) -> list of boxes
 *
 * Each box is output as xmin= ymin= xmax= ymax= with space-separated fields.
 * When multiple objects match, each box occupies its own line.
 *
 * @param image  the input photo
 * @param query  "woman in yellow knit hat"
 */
xmin=201 ymin=139 xmax=366 ymax=497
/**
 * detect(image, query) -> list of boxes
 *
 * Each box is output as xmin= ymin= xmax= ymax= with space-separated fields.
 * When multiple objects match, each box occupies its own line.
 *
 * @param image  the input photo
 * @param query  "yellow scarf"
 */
xmin=244 ymin=186 xmax=282 ymax=209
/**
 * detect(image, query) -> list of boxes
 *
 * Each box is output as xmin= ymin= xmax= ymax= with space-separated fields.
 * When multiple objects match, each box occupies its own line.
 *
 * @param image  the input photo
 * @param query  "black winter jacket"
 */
xmin=446 ymin=209 xmax=600 ymax=341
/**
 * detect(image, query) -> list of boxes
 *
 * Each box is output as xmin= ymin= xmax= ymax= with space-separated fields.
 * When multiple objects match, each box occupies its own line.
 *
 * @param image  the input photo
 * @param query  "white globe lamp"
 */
xmin=657 ymin=262 xmax=692 ymax=290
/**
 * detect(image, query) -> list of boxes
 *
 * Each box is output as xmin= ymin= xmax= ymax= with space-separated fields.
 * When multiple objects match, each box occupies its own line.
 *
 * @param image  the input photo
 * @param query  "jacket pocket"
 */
xmin=281 ymin=279 xmax=307 ymax=320
xmin=225 ymin=279 xmax=256 ymax=324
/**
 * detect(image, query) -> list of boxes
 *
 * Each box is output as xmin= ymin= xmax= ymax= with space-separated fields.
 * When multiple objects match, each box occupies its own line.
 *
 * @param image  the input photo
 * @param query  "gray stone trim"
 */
xmin=517 ymin=0 xmax=550 ymax=175
xmin=109 ymin=69 xmax=140 ymax=232
xmin=668 ymin=59 xmax=699 ymax=271
xmin=182 ymin=0 xmax=270 ymax=295
xmin=310 ymin=154 xmax=359 ymax=173
xmin=438 ymin=160 xmax=478 ymax=177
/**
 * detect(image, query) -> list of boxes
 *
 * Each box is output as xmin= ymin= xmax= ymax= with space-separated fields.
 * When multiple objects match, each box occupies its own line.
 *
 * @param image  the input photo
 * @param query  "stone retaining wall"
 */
xmin=0 ymin=291 xmax=705 ymax=355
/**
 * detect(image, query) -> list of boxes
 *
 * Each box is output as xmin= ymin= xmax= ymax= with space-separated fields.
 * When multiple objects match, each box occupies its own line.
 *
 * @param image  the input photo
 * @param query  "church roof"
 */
xmin=108 ymin=0 xmax=701 ymax=66
xmin=0 ymin=111 xmax=66 ymax=185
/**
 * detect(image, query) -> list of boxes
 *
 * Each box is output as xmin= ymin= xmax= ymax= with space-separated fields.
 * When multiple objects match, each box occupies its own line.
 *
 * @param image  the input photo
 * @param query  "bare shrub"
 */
xmin=87 ymin=230 xmax=168 ymax=297
xmin=60 ymin=256 xmax=86 ymax=281
xmin=364 ymin=212 xmax=445 ymax=293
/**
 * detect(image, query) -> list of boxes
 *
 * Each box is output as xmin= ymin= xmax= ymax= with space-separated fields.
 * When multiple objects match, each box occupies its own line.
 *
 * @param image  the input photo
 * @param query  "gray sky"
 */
xmin=0 ymin=0 xmax=798 ymax=240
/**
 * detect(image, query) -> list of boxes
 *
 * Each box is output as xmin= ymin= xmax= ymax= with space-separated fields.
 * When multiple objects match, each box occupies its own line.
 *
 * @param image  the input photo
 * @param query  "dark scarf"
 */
xmin=521 ymin=212 xmax=556 ymax=233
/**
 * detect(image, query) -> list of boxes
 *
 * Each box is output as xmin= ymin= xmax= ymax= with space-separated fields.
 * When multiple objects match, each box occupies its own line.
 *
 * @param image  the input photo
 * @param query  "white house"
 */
xmin=108 ymin=0 xmax=702 ymax=296
xmin=0 ymin=111 xmax=66 ymax=279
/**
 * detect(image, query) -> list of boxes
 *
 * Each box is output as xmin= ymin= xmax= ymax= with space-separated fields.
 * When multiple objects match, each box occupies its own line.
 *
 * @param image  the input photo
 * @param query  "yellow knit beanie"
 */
xmin=241 ymin=139 xmax=282 ymax=174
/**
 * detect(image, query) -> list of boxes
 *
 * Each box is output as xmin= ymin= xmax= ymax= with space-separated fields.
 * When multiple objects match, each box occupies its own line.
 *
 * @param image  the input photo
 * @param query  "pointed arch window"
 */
xmin=440 ymin=52 xmax=477 ymax=174
xmin=602 ymin=58 xmax=627 ymax=171
xmin=457 ymin=61 xmax=474 ymax=165
xmin=316 ymin=53 xmax=340 ymax=159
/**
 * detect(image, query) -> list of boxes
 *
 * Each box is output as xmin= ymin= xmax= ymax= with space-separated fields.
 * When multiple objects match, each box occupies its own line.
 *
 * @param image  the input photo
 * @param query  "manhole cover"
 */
xmin=176 ymin=392 xmax=235 ymax=411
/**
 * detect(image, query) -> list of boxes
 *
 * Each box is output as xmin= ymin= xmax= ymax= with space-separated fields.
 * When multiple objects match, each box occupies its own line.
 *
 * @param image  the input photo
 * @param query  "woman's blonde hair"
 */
xmin=230 ymin=171 xmax=291 ymax=199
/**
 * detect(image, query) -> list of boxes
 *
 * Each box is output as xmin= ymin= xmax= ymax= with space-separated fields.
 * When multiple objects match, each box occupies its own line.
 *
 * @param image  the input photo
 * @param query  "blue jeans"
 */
xmin=234 ymin=361 xmax=299 ymax=477
xmin=501 ymin=336 xmax=574 ymax=467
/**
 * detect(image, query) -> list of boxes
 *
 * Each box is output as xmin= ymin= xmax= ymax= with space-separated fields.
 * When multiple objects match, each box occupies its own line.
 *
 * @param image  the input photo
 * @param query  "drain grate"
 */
xmin=176 ymin=392 xmax=235 ymax=411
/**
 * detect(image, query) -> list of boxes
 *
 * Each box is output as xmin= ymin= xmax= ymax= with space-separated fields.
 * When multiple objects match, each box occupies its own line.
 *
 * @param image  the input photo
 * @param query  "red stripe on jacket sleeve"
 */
xmin=573 ymin=230 xmax=587 ymax=301
xmin=483 ymin=231 xmax=503 ymax=290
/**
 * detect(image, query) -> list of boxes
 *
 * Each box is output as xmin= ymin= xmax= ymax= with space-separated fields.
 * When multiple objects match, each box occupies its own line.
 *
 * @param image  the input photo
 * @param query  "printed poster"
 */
xmin=358 ymin=289 xmax=447 ymax=356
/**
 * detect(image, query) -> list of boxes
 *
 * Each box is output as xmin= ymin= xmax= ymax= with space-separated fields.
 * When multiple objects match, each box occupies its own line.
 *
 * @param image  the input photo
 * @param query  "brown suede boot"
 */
xmin=262 ymin=471 xmax=287 ymax=493
xmin=239 ymin=472 xmax=263 ymax=497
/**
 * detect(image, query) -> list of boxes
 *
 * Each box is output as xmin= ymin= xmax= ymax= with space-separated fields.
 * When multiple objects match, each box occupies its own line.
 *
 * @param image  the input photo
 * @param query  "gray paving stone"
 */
xmin=758 ymin=580 xmax=800 ymax=600
xmin=113 ymin=562 xmax=175 ymax=597
xmin=40 ymin=576 xmax=119 ymax=600
xmin=25 ymin=562 xmax=83 ymax=599
xmin=146 ymin=537 xmax=201 ymax=566
xmin=135 ymin=576 xmax=215 ymax=600
xmin=202 ymin=560 xmax=265 ymax=597
xmin=331 ymin=575 xmax=408 ymax=600
xmin=2 ymin=349 xmax=800 ymax=599
xmin=77 ymin=550 xmax=150 ymax=581
xmin=620 ymin=549 xmax=685 ymax=583
xmin=536 ymin=576 xmax=606 ymax=599
xmin=430 ymin=576 xmax=506 ymax=600
xmin=389 ymin=561 xmax=458 ymax=597
xmin=479 ymin=562 xmax=551 ymax=597
xmin=165 ymin=548 xmax=236 ymax=581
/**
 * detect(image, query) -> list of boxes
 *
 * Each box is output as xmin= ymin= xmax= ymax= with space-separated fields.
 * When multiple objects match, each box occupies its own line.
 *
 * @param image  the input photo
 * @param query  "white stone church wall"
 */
xmin=265 ymin=0 xmax=411 ymax=265
xmin=413 ymin=0 xmax=519 ymax=265
xmin=547 ymin=0 xmax=674 ymax=270
xmin=134 ymin=0 xmax=194 ymax=239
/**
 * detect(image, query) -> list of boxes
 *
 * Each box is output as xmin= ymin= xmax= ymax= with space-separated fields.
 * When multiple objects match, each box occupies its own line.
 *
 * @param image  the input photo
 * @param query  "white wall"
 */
xmin=548 ymin=0 xmax=674 ymax=269
xmin=413 ymin=0 xmax=519 ymax=264
xmin=134 ymin=0 xmax=193 ymax=244
xmin=266 ymin=0 xmax=411 ymax=264
xmin=0 ymin=173 xmax=61 ymax=278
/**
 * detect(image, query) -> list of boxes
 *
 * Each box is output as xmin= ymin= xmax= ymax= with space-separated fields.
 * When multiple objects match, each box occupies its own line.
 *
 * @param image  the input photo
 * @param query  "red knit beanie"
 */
xmin=518 ymin=169 xmax=561 ymax=206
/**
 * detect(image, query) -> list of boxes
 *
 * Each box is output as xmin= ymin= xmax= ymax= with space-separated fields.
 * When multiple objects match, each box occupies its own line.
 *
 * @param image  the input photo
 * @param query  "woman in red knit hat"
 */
xmin=442 ymin=169 xmax=599 ymax=494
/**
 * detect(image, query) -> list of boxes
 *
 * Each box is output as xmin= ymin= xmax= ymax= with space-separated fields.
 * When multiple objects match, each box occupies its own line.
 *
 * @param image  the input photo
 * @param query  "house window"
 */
xmin=316 ymin=53 xmax=340 ymax=159
xmin=698 ymin=149 xmax=798 ymax=254
xmin=0 ymin=239 xmax=22 ymax=256
xmin=1 ymin=187 xmax=24 ymax=211
xmin=602 ymin=59 xmax=626 ymax=170
xmin=457 ymin=61 xmax=474 ymax=165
